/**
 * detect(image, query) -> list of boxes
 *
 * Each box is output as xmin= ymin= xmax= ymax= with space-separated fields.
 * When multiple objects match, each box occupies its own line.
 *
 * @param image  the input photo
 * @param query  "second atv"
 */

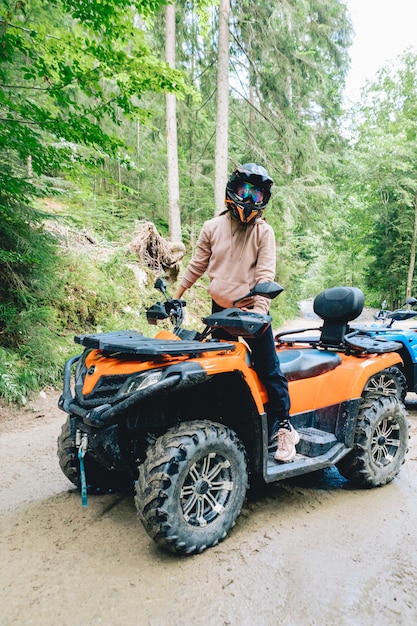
xmin=350 ymin=297 xmax=417 ymax=400
xmin=57 ymin=281 xmax=409 ymax=555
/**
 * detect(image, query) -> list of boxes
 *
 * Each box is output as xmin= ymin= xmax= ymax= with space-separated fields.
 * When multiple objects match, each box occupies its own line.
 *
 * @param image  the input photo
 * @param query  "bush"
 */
xmin=0 ymin=348 xmax=37 ymax=405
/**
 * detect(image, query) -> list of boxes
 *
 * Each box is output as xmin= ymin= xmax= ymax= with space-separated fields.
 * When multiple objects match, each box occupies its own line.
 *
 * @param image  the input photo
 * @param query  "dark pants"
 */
xmin=211 ymin=301 xmax=291 ymax=437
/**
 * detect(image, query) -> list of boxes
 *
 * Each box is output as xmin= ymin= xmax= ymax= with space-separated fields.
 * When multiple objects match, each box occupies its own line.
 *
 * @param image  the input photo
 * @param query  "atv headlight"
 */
xmin=120 ymin=370 xmax=163 ymax=395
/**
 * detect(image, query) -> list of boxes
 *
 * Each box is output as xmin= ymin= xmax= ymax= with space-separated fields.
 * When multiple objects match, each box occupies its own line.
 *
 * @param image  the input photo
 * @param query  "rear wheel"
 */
xmin=337 ymin=395 xmax=409 ymax=487
xmin=57 ymin=416 xmax=129 ymax=492
xmin=363 ymin=366 xmax=407 ymax=402
xmin=135 ymin=420 xmax=248 ymax=555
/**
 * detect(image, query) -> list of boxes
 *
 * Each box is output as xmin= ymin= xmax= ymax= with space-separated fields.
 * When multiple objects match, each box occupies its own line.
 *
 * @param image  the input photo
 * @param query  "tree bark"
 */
xmin=214 ymin=0 xmax=230 ymax=215
xmin=165 ymin=2 xmax=182 ymax=243
xmin=406 ymin=192 xmax=417 ymax=298
xmin=27 ymin=155 xmax=32 ymax=179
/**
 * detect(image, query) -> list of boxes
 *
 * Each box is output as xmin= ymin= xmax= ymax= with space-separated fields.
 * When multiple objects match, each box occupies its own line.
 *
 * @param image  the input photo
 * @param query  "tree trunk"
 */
xmin=136 ymin=119 xmax=140 ymax=193
xmin=165 ymin=2 xmax=182 ymax=243
xmin=249 ymin=83 xmax=255 ymax=150
xmin=214 ymin=0 xmax=230 ymax=215
xmin=406 ymin=192 xmax=417 ymax=298
xmin=27 ymin=155 xmax=32 ymax=179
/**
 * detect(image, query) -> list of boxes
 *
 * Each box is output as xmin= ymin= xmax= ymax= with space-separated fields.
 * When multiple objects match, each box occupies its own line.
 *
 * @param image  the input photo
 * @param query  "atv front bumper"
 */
xmin=58 ymin=354 xmax=209 ymax=428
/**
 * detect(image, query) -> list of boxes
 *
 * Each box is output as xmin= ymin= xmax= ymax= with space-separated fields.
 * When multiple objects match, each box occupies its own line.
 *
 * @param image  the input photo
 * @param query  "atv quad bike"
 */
xmin=349 ymin=298 xmax=417 ymax=401
xmin=57 ymin=282 xmax=409 ymax=555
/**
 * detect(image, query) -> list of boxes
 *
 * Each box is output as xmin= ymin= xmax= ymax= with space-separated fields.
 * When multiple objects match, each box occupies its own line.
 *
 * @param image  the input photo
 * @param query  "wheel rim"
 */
xmin=371 ymin=416 xmax=401 ymax=467
xmin=181 ymin=452 xmax=234 ymax=527
xmin=366 ymin=373 xmax=398 ymax=396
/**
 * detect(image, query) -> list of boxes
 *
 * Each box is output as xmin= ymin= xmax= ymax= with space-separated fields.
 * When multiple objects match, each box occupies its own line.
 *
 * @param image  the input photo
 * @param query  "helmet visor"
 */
xmin=237 ymin=182 xmax=264 ymax=204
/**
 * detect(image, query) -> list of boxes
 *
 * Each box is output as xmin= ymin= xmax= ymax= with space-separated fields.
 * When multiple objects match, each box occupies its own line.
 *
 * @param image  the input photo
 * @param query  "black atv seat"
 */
xmin=278 ymin=348 xmax=342 ymax=382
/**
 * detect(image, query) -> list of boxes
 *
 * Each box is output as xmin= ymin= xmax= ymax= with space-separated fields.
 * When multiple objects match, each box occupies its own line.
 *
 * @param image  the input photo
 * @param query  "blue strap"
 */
xmin=78 ymin=448 xmax=88 ymax=507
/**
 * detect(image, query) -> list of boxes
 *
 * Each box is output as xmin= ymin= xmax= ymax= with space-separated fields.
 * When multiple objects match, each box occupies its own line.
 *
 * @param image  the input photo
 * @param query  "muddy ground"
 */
xmin=2 ymin=311 xmax=417 ymax=625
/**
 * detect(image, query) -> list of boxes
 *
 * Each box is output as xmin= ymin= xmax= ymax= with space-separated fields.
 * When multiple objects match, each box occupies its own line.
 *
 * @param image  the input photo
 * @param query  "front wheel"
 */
xmin=135 ymin=420 xmax=248 ymax=555
xmin=337 ymin=395 xmax=409 ymax=487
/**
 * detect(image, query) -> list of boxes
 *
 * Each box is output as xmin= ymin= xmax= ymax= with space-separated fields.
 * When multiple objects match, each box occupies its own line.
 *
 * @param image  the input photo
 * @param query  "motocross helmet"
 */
xmin=226 ymin=163 xmax=273 ymax=224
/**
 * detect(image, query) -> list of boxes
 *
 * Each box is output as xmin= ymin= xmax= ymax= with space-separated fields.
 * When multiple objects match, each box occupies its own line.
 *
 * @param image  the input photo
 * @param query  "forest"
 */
xmin=1 ymin=0 xmax=417 ymax=403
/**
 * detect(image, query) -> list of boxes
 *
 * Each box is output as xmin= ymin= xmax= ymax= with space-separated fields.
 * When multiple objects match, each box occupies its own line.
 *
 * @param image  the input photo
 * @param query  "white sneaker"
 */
xmin=274 ymin=425 xmax=300 ymax=462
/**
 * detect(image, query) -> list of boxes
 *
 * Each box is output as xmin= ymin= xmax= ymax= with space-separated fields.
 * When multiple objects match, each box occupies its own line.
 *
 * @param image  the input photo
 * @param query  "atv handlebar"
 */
xmin=146 ymin=298 xmax=185 ymax=327
xmin=146 ymin=279 xmax=282 ymax=339
xmin=374 ymin=306 xmax=417 ymax=327
xmin=374 ymin=295 xmax=417 ymax=326
xmin=233 ymin=281 xmax=284 ymax=306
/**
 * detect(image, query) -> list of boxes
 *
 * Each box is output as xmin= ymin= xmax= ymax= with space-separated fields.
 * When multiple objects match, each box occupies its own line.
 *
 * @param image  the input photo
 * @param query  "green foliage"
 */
xmin=0 ymin=211 xmax=161 ymax=403
xmin=0 ymin=320 xmax=68 ymax=404
xmin=57 ymin=250 xmax=141 ymax=331
xmin=0 ymin=0 xmax=193 ymax=297
xmin=0 ymin=0 xmax=190 ymax=182
xmin=0 ymin=0 xmax=195 ymax=402
xmin=0 ymin=348 xmax=32 ymax=405
xmin=344 ymin=51 xmax=417 ymax=306
xmin=0 ymin=204 xmax=61 ymax=339
xmin=0 ymin=0 xmax=363 ymax=403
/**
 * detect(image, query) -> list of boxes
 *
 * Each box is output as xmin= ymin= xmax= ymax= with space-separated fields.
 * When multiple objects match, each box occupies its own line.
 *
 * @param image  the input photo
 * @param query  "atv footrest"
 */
xmin=296 ymin=427 xmax=338 ymax=457
xmin=264 ymin=442 xmax=349 ymax=483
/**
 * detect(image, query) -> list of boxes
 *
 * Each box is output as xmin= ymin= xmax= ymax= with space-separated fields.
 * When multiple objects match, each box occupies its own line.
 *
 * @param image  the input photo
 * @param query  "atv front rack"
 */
xmin=75 ymin=330 xmax=236 ymax=357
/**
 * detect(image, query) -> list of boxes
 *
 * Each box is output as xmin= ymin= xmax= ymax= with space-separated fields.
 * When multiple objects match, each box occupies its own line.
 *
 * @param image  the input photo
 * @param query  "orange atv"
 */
xmin=57 ymin=280 xmax=409 ymax=555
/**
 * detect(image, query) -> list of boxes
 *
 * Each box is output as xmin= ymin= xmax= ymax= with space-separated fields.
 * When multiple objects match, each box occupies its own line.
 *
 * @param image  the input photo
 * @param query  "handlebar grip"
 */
xmin=164 ymin=299 xmax=186 ymax=315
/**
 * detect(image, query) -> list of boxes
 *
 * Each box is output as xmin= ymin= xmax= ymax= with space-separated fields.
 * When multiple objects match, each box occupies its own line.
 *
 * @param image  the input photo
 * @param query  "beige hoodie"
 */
xmin=179 ymin=212 xmax=276 ymax=314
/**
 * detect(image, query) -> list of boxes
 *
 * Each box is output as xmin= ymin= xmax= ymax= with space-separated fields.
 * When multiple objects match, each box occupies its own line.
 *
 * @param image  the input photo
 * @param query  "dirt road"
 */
xmin=2 ymin=394 xmax=417 ymax=626
xmin=2 ymin=311 xmax=417 ymax=625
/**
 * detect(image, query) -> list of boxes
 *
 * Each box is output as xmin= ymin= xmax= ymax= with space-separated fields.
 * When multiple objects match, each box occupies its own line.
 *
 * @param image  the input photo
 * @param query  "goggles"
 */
xmin=237 ymin=182 xmax=264 ymax=203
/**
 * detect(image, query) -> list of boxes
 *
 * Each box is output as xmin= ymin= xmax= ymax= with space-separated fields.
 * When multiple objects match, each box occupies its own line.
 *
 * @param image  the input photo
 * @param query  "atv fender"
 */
xmin=288 ymin=351 xmax=404 ymax=415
